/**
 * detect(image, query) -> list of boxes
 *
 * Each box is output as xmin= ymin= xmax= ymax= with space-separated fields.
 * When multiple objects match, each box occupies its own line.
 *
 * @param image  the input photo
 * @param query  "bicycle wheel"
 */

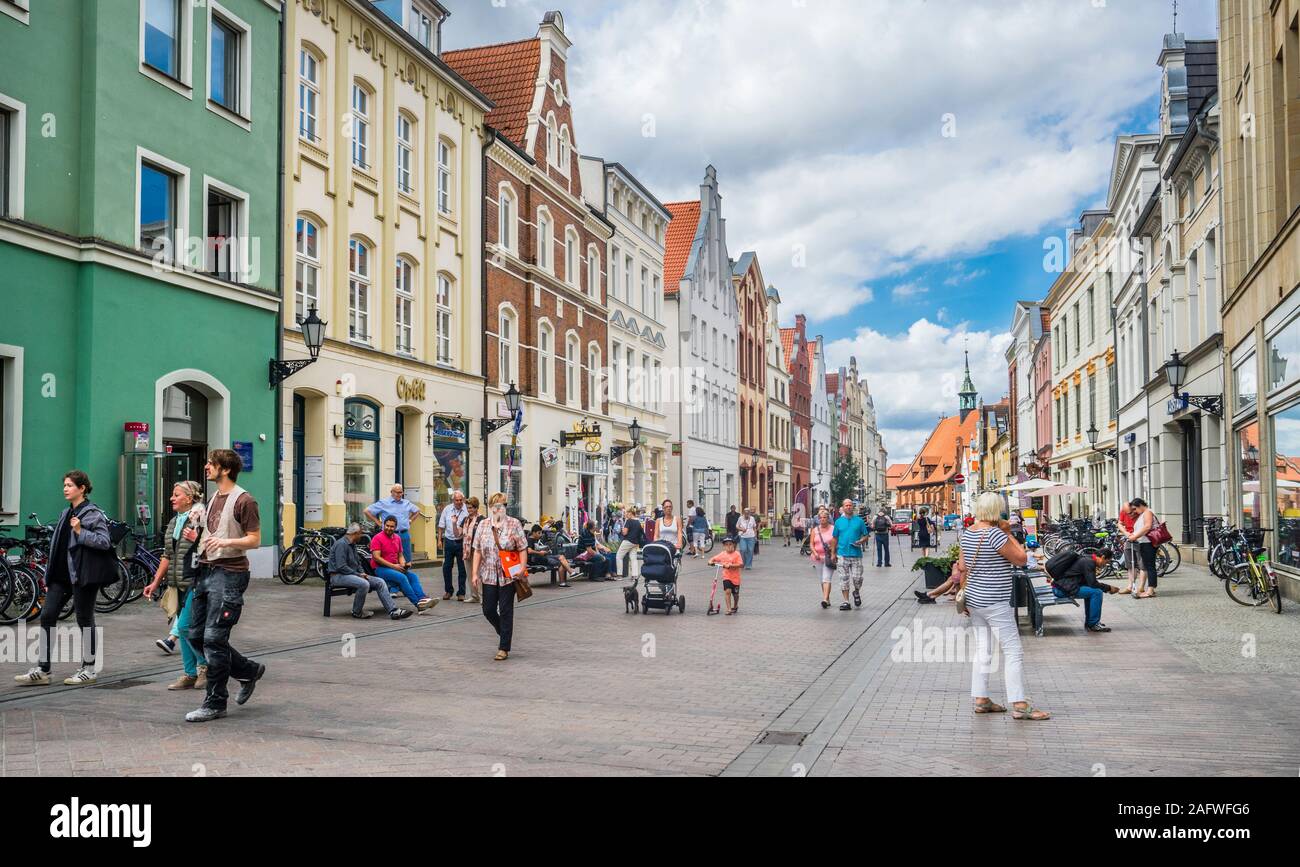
xmin=123 ymin=559 xmax=151 ymax=603
xmin=24 ymin=567 xmax=45 ymax=623
xmin=1159 ymin=543 xmax=1181 ymax=574
xmin=699 ymin=533 xmax=714 ymax=554
xmin=1 ymin=565 xmax=37 ymax=626
xmin=0 ymin=559 xmax=14 ymax=619
xmin=95 ymin=561 xmax=131 ymax=613
xmin=1268 ymin=571 xmax=1283 ymax=614
xmin=1154 ymin=547 xmax=1170 ymax=577
xmin=278 ymin=545 xmax=313 ymax=585
xmin=1208 ymin=545 xmax=1227 ymax=579
xmin=1224 ymin=566 xmax=1269 ymax=607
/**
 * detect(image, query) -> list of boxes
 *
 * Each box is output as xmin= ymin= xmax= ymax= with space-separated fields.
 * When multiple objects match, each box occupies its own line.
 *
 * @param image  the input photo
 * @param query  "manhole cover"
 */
xmin=94 ymin=679 xmax=150 ymax=690
xmin=759 ymin=731 xmax=807 ymax=746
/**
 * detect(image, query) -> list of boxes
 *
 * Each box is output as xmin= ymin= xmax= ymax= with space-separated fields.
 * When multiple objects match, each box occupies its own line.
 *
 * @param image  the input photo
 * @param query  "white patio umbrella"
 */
xmin=1002 ymin=478 xmax=1057 ymax=492
xmin=1032 ymin=484 xmax=1089 ymax=497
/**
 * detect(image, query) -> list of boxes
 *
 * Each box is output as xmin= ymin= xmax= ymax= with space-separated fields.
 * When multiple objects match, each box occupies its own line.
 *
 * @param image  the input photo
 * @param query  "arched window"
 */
xmin=587 ymin=245 xmax=600 ymax=298
xmin=297 ymin=47 xmax=322 ymax=142
xmin=351 ymin=80 xmax=372 ymax=170
xmin=497 ymin=184 xmax=516 ymax=252
xmin=435 ymin=273 xmax=453 ymax=364
xmin=348 ymin=237 xmax=371 ymax=343
xmin=564 ymin=227 xmax=578 ymax=286
xmin=537 ymin=321 xmax=554 ymax=397
xmin=344 ymin=398 xmax=380 ymax=526
xmin=565 ymin=333 xmax=580 ymax=406
xmin=537 ymin=208 xmax=552 ymax=271
xmin=395 ymin=256 xmax=415 ymax=354
xmin=294 ymin=216 xmax=320 ymax=324
xmin=396 ymin=113 xmax=414 ymax=194
xmin=437 ymin=139 xmax=454 ymax=214
xmin=559 ymin=126 xmax=571 ymax=172
xmin=545 ymin=112 xmax=558 ymax=166
xmin=588 ymin=344 xmax=602 ymax=412
xmin=498 ymin=306 xmax=517 ymax=388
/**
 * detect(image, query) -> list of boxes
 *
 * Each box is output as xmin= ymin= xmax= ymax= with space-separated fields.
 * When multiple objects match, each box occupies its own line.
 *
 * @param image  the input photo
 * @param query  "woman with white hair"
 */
xmin=142 ymin=481 xmax=208 ymax=690
xmin=952 ymin=491 xmax=1051 ymax=721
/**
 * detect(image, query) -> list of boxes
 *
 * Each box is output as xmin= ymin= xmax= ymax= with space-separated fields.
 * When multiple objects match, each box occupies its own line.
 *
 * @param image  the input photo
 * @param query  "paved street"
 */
xmin=3 ymin=538 xmax=1300 ymax=777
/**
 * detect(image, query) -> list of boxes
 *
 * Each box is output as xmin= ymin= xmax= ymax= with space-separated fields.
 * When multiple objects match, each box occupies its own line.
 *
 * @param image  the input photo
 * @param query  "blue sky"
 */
xmin=442 ymin=0 xmax=1219 ymax=458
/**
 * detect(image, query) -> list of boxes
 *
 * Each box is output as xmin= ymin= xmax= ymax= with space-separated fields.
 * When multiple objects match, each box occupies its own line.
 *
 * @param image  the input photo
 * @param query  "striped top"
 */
xmin=959 ymin=526 xmax=1015 ymax=608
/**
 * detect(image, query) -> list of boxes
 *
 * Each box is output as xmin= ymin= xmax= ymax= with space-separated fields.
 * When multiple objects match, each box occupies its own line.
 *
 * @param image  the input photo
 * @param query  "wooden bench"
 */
xmin=1012 ymin=568 xmax=1079 ymax=636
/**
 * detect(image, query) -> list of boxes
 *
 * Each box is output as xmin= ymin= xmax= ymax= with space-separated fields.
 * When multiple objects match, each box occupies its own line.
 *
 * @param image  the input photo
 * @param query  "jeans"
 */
xmin=441 ymin=538 xmax=467 ymax=596
xmin=739 ymin=537 xmax=756 ymax=568
xmin=331 ymin=572 xmax=396 ymax=615
xmin=969 ymin=603 xmax=1025 ymax=704
xmin=481 ymin=582 xmax=516 ymax=652
xmin=874 ymin=533 xmax=891 ymax=566
xmin=187 ymin=567 xmax=260 ymax=711
xmin=397 ymin=529 xmax=414 ymax=563
xmin=38 ymin=579 xmax=98 ymax=672
xmin=1055 ymin=585 xmax=1103 ymax=627
xmin=375 ymin=566 xmax=427 ymax=604
xmin=170 ymin=588 xmax=203 ymax=677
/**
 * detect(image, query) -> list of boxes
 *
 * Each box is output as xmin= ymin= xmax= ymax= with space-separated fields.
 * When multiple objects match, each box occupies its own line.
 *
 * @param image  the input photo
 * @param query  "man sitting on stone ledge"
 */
xmin=329 ymin=524 xmax=413 ymax=621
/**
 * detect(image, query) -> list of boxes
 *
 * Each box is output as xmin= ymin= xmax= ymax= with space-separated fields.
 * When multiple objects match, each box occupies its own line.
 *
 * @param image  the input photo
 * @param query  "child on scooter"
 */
xmin=709 ymin=537 xmax=744 ymax=615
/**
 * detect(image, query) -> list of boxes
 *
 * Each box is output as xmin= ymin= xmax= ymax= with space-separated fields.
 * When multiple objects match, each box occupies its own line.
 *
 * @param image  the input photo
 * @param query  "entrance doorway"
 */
xmin=161 ymin=384 xmax=209 ymax=529
xmin=1180 ymin=418 xmax=1203 ymax=544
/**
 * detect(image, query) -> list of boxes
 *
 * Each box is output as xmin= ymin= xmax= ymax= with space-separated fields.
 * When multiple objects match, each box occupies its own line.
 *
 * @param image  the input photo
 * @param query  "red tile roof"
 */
xmin=779 ymin=327 xmax=797 ymax=372
xmin=662 ymin=201 xmax=700 ymax=296
xmin=442 ymin=38 xmax=540 ymax=148
xmin=897 ymin=412 xmax=980 ymax=490
xmin=824 ymin=373 xmax=840 ymax=395
xmin=885 ymin=463 xmax=910 ymax=491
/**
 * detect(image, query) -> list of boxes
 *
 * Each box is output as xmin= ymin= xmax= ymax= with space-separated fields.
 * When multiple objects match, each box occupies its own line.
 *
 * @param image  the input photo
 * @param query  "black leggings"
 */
xmin=39 ymin=580 xmax=99 ymax=672
xmin=481 ymin=582 xmax=516 ymax=652
xmin=1138 ymin=543 xmax=1158 ymax=589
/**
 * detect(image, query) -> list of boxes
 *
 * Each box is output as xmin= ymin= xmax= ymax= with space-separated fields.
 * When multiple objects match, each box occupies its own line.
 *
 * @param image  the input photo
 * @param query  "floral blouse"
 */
xmin=472 ymin=516 xmax=528 ymax=586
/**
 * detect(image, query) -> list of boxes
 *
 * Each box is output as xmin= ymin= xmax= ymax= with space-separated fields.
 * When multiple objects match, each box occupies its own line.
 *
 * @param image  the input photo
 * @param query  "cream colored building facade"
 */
xmin=278 ymin=0 xmax=490 ymax=559
xmin=765 ymin=286 xmax=792 ymax=524
xmin=1219 ymin=0 xmax=1300 ymax=592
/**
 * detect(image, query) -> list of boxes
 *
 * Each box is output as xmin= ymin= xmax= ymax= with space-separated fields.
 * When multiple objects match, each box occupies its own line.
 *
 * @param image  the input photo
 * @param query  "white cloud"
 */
xmin=891 ymin=282 xmax=929 ymax=301
xmin=824 ymin=318 xmax=1013 ymax=464
xmin=944 ymin=266 xmax=988 ymax=287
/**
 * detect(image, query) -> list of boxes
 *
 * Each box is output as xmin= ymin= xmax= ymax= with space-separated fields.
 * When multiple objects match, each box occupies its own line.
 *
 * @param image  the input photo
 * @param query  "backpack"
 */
xmin=873 ymin=515 xmax=891 ymax=534
xmin=1044 ymin=549 xmax=1079 ymax=580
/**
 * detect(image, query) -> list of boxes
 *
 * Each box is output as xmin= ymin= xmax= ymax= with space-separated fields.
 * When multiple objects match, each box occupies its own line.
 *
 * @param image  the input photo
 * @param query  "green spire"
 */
xmin=958 ymin=349 xmax=978 ymax=415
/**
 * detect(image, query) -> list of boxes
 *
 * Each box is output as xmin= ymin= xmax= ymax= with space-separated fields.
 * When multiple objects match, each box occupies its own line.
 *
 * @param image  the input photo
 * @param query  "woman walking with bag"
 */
xmin=808 ymin=507 xmax=837 ymax=609
xmin=953 ymin=492 xmax=1050 ymax=721
xmin=1127 ymin=498 xmax=1162 ymax=599
xmin=460 ymin=497 xmax=483 ymax=603
xmin=142 ymin=481 xmax=208 ymax=690
xmin=470 ymin=493 xmax=529 ymax=661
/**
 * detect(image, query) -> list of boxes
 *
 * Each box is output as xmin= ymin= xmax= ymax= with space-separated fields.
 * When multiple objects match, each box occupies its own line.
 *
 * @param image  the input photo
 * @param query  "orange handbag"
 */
xmin=490 ymin=523 xmax=530 ymax=593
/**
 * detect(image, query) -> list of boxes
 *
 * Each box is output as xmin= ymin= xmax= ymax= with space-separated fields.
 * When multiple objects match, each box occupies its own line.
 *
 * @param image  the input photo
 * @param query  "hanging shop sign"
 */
xmin=429 ymin=416 xmax=468 ymax=447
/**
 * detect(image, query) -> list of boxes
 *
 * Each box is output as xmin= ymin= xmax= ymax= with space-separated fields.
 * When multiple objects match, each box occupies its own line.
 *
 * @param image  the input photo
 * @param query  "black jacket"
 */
xmin=725 ymin=511 xmax=740 ymax=536
xmin=1049 ymin=552 xmax=1103 ymax=597
xmin=46 ymin=501 xmax=119 ymax=587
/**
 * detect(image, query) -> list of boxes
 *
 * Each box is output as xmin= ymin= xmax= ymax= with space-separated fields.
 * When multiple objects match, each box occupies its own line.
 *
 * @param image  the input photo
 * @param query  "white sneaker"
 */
xmin=14 ymin=667 xmax=50 ymax=686
xmin=63 ymin=667 xmax=97 ymax=686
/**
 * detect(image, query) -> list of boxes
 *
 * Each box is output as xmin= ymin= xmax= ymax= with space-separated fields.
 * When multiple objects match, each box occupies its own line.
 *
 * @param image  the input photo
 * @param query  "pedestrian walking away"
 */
xmin=809 ymin=507 xmax=837 ymax=608
xmin=832 ymin=499 xmax=868 ymax=610
xmin=14 ymin=471 xmax=116 ymax=688
xmin=470 ymin=492 xmax=529 ymax=660
xmin=184 ymin=450 xmax=266 ymax=722
xmin=437 ymin=491 xmax=470 ymax=600
xmin=872 ymin=508 xmax=893 ymax=567
xmin=1116 ymin=501 xmax=1138 ymax=594
xmin=141 ymin=481 xmax=210 ymax=690
xmin=953 ymin=492 xmax=1050 ymax=721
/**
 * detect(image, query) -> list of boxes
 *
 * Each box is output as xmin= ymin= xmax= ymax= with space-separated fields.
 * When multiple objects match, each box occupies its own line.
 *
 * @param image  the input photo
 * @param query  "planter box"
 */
xmin=922 ymin=563 xmax=949 ymax=589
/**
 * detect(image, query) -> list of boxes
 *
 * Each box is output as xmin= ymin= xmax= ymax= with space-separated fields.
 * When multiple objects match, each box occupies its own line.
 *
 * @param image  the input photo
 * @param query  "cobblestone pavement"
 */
xmin=2 ymin=535 xmax=1298 ymax=776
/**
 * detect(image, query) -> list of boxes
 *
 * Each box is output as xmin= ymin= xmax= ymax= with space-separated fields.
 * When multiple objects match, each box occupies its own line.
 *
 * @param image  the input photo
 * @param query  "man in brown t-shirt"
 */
xmin=185 ymin=448 xmax=266 ymax=723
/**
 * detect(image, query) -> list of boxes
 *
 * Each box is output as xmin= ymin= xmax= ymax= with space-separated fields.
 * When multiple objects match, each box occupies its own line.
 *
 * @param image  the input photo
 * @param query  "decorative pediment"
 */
xmin=610 ymin=310 xmax=626 ymax=329
xmin=641 ymin=326 xmax=654 ymax=341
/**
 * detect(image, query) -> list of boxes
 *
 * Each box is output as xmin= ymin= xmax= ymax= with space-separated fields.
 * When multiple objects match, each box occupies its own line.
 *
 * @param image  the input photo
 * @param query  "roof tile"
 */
xmin=662 ymin=201 xmax=700 ymax=296
xmin=442 ymin=39 xmax=540 ymax=148
xmin=779 ymin=327 xmax=797 ymax=372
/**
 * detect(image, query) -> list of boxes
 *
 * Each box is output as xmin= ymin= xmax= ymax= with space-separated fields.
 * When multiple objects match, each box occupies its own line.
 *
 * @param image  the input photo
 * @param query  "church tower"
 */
xmin=958 ymin=350 xmax=978 ymax=422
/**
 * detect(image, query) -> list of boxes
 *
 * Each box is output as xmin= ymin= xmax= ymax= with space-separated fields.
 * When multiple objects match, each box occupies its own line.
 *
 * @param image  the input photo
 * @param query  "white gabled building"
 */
xmin=663 ymin=166 xmax=740 ymax=522
xmin=810 ymin=335 xmax=833 ymax=508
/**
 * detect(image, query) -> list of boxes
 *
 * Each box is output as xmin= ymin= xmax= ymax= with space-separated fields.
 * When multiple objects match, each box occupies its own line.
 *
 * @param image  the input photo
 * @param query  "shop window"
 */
xmin=1238 ymin=422 xmax=1261 ymax=530
xmin=344 ymin=399 xmax=380 ymax=527
xmin=430 ymin=417 xmax=469 ymax=518
xmin=1272 ymin=405 xmax=1300 ymax=566
xmin=1234 ymin=353 xmax=1258 ymax=414
xmin=1267 ymin=315 xmax=1300 ymax=393
xmin=500 ymin=444 xmax=523 ymax=518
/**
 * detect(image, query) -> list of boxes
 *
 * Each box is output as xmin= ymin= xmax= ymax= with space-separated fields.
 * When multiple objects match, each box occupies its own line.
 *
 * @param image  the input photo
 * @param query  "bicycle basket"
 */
xmin=1243 ymin=528 xmax=1268 ymax=547
xmin=107 ymin=520 xmax=132 ymax=545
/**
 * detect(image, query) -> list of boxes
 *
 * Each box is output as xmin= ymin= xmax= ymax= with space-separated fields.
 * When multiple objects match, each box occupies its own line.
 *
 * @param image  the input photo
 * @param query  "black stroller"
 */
xmin=638 ymin=540 xmax=684 ymax=614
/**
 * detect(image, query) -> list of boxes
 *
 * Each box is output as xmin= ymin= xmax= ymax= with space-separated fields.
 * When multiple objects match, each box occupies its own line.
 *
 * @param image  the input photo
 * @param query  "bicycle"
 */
xmin=279 ymin=526 xmax=372 ymax=585
xmin=1222 ymin=527 xmax=1282 ymax=612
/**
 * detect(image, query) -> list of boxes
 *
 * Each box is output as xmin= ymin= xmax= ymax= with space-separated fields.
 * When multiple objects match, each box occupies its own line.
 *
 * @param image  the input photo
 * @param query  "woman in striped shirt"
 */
xmin=953 ymin=492 xmax=1050 ymax=721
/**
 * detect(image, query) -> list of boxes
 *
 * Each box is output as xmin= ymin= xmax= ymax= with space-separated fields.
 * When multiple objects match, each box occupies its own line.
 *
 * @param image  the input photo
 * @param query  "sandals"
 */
xmin=1117 ymin=586 xmax=1133 ymax=594
xmin=973 ymin=699 xmax=1006 ymax=714
xmin=1011 ymin=704 xmax=1051 ymax=721
xmin=493 ymin=650 xmax=509 ymax=661
xmin=1135 ymin=590 xmax=1155 ymax=599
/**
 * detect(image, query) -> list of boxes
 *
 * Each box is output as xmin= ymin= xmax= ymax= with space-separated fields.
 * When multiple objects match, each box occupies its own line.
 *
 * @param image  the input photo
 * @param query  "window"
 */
xmin=1271 ymin=405 xmax=1300 ymax=566
xmin=653 ymin=275 xmax=661 ymax=320
xmin=205 ymin=184 xmax=242 ymax=281
xmin=143 ymin=0 xmax=182 ymax=79
xmin=351 ymin=82 xmax=371 ymax=170
xmin=537 ymin=210 xmax=552 ymax=271
xmin=1088 ymin=372 xmax=1097 ymax=429
xmin=700 ymin=321 xmax=708 ymax=362
xmin=344 ymin=399 xmax=380 ymax=527
xmin=641 ymin=266 xmax=649 ymax=312
xmin=395 ymin=257 xmax=415 ymax=354
xmin=411 ymin=2 xmax=433 ymax=48
xmin=626 ymin=346 xmax=635 ymax=403
xmin=499 ymin=444 xmax=523 ymax=518
xmin=348 ymin=238 xmax=371 ymax=343
xmin=1074 ymin=386 xmax=1081 ymax=435
xmin=612 ymin=340 xmax=624 ymax=402
xmin=294 ymin=217 xmax=320 ymax=325
xmin=565 ymin=228 xmax=578 ymax=286
xmin=610 ymin=245 xmax=620 ymax=299
xmin=565 ymin=335 xmax=579 ymax=406
xmin=1072 ymin=304 xmax=1080 ymax=353
xmin=545 ymin=113 xmax=557 ymax=166
xmin=538 ymin=322 xmax=553 ymax=397
xmin=588 ymin=346 xmax=601 ymax=411
xmin=0 ymin=101 xmax=18 ymax=218
xmin=652 ymin=360 xmax=661 ymax=411
xmin=298 ymin=48 xmax=321 ymax=142
xmin=624 ymin=255 xmax=632 ymax=302
xmin=436 ymin=140 xmax=452 ymax=213
xmin=1108 ymin=361 xmax=1118 ymax=419
xmin=0 ymin=346 xmax=22 ymax=522
xmin=558 ymin=127 xmax=571 ymax=172
xmin=497 ymin=185 xmax=516 ymax=252
xmin=1267 ymin=314 xmax=1300 ymax=393
xmin=1087 ymin=287 xmax=1095 ymax=344
xmin=587 ymin=246 xmax=600 ymax=298
xmin=1238 ymin=422 xmax=1261 ymax=529
xmin=1235 ymin=353 xmax=1258 ymax=414
xmin=435 ymin=274 xmax=453 ymax=364
xmin=208 ymin=7 xmax=248 ymax=117
xmin=396 ymin=114 xmax=414 ymax=194
xmin=498 ymin=307 xmax=516 ymax=387
xmin=139 ymin=161 xmax=179 ymax=260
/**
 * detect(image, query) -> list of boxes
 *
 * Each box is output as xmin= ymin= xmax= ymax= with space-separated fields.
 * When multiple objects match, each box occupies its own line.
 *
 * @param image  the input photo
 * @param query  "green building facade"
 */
xmin=0 ymin=0 xmax=283 ymax=573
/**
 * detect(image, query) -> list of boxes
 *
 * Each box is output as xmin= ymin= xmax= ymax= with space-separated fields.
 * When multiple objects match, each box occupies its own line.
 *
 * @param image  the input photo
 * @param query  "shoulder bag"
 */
xmin=1146 ymin=518 xmax=1172 ymax=547
xmin=491 ymin=522 xmax=532 ymax=599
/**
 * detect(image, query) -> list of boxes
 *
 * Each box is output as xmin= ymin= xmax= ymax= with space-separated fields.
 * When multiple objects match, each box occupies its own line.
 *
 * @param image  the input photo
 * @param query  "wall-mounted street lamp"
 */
xmin=610 ymin=418 xmax=642 ymax=461
xmin=1162 ymin=350 xmax=1223 ymax=416
xmin=1085 ymin=424 xmax=1118 ymax=459
xmin=482 ymin=382 xmax=522 ymax=438
xmin=269 ymin=306 xmax=326 ymax=388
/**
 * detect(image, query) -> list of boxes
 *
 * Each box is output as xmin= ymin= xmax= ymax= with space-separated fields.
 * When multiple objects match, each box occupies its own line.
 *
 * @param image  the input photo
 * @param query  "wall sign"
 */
xmin=233 ymin=441 xmax=254 ymax=472
xmin=429 ymin=416 xmax=468 ymax=447
xmin=396 ymin=376 xmax=427 ymax=402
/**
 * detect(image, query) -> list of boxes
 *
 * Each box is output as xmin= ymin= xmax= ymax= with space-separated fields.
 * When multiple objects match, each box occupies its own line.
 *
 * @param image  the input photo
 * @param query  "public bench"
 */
xmin=1011 ymin=567 xmax=1078 ymax=637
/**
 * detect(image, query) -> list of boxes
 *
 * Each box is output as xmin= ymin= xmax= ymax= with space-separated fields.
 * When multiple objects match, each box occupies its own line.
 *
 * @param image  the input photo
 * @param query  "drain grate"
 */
xmin=758 ymin=731 xmax=807 ymax=746
xmin=94 ymin=679 xmax=150 ymax=690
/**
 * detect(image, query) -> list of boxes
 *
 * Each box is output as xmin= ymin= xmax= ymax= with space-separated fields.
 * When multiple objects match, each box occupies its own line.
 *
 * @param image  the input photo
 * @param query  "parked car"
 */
xmin=891 ymin=508 xmax=913 ymax=535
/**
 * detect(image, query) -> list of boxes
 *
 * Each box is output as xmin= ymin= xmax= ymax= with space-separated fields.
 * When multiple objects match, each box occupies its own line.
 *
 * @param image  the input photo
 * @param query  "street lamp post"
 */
xmin=1162 ymin=350 xmax=1223 ymax=416
xmin=269 ymin=306 xmax=326 ymax=387
xmin=1085 ymin=423 xmax=1118 ymax=459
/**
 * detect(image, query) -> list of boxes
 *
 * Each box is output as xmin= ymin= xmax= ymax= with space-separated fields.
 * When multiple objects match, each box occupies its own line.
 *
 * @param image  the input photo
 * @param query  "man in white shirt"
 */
xmin=437 ymin=490 xmax=470 ymax=601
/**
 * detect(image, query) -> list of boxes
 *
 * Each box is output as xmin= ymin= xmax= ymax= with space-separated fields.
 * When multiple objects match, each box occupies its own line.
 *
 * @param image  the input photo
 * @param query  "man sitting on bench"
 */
xmin=329 ymin=524 xmax=413 ymax=621
xmin=527 ymin=524 xmax=574 ymax=587
xmin=1045 ymin=548 xmax=1118 ymax=633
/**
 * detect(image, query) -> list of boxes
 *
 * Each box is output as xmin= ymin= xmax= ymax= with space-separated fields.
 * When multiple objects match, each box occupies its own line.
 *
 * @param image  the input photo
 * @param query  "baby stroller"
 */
xmin=639 ymin=540 xmax=684 ymax=614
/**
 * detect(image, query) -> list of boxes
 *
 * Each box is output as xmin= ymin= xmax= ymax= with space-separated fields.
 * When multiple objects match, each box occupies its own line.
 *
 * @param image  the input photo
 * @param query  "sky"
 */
xmin=440 ymin=0 xmax=1220 ymax=460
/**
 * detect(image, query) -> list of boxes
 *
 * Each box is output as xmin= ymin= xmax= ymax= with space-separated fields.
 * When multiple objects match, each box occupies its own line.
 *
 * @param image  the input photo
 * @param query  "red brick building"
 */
xmin=445 ymin=12 xmax=614 ymax=521
xmin=783 ymin=315 xmax=813 ymax=499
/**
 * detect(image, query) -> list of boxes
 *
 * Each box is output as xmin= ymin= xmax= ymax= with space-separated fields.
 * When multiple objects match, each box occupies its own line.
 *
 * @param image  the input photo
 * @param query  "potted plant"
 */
xmin=911 ymin=543 xmax=962 ymax=589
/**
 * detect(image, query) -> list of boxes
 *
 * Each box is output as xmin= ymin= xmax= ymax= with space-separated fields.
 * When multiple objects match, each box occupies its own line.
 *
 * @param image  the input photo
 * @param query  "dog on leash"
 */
xmin=623 ymin=578 xmax=639 ymax=613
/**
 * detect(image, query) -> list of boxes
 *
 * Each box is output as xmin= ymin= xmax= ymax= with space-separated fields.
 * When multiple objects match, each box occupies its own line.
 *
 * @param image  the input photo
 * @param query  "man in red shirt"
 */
xmin=1117 ymin=503 xmax=1137 ymax=594
xmin=371 ymin=517 xmax=436 ymax=612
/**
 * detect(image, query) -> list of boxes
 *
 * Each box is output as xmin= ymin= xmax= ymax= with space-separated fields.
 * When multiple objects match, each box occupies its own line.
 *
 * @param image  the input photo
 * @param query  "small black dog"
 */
xmin=623 ymin=578 xmax=639 ymax=613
